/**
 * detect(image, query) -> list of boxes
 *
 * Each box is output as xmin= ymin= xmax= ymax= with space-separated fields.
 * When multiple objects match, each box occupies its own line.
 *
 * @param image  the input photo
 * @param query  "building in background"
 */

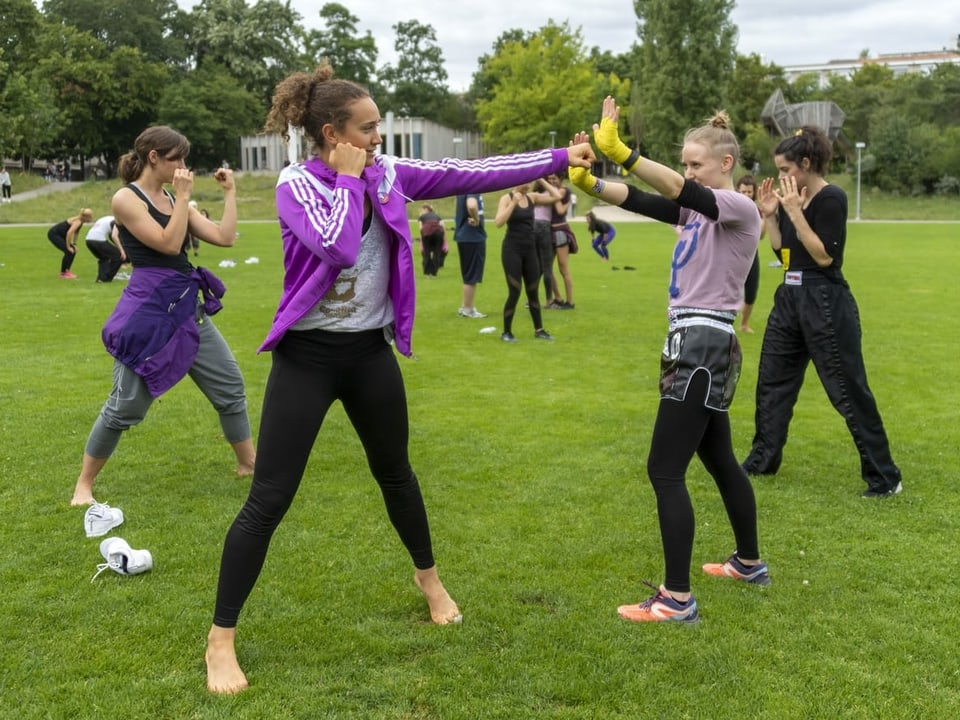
xmin=782 ymin=41 xmax=960 ymax=89
xmin=239 ymin=112 xmax=483 ymax=174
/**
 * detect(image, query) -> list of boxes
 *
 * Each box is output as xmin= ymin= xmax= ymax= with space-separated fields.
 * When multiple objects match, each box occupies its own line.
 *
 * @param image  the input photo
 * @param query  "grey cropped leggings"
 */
xmin=84 ymin=314 xmax=251 ymax=458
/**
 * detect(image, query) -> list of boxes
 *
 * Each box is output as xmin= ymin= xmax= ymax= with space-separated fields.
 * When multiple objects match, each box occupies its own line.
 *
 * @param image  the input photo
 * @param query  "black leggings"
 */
xmin=501 ymin=238 xmax=543 ymax=335
xmin=212 ymin=329 xmax=435 ymax=628
xmin=647 ymin=371 xmax=759 ymax=594
xmin=47 ymin=228 xmax=75 ymax=273
xmin=743 ymin=251 xmax=760 ymax=305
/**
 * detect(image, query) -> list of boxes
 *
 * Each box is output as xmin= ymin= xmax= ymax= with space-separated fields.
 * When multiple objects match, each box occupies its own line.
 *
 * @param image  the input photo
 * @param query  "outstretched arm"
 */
xmin=568 ymin=132 xmax=682 ymax=226
xmin=593 ymin=96 xmax=683 ymax=200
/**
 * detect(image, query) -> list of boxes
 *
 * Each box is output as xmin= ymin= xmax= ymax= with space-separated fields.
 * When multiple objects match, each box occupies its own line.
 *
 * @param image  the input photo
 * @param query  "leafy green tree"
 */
xmin=475 ymin=21 xmax=605 ymax=154
xmin=632 ymin=0 xmax=737 ymax=163
xmin=378 ymin=20 xmax=449 ymax=119
xmin=41 ymin=0 xmax=189 ymax=66
xmin=186 ymin=0 xmax=305 ymax=107
xmin=304 ymin=3 xmax=379 ymax=91
xmin=1 ymin=0 xmax=52 ymax=162
xmin=589 ymin=45 xmax=638 ymax=81
xmin=158 ymin=64 xmax=263 ymax=171
xmin=826 ymin=63 xmax=894 ymax=146
xmin=1 ymin=0 xmax=44 ymax=64
xmin=34 ymin=24 xmax=169 ymax=173
xmin=725 ymin=53 xmax=786 ymax=172
xmin=467 ymin=28 xmax=530 ymax=110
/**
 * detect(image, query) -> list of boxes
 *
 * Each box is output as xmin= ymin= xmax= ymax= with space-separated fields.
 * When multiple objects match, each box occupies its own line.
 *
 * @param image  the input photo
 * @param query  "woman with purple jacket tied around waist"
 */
xmin=204 ymin=62 xmax=595 ymax=694
xmin=70 ymin=126 xmax=256 ymax=514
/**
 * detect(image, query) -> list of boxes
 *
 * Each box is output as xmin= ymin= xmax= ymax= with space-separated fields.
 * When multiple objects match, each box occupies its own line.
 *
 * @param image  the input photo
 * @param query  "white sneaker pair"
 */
xmin=84 ymin=502 xmax=124 ymax=538
xmin=91 ymin=537 xmax=153 ymax=581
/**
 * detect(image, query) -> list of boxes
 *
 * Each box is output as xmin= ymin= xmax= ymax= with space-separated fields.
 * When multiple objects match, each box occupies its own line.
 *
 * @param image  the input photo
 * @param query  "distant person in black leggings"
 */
xmin=735 ymin=175 xmax=764 ymax=333
xmin=48 ymin=208 xmax=94 ymax=279
xmin=493 ymin=180 xmax=562 ymax=342
xmin=84 ymin=214 xmax=127 ymax=283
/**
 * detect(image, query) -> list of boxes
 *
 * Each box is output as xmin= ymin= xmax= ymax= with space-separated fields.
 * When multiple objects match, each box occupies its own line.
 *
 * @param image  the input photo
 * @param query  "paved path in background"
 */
xmin=578 ymin=202 xmax=654 ymax=224
xmin=8 ymin=181 xmax=85 ymax=202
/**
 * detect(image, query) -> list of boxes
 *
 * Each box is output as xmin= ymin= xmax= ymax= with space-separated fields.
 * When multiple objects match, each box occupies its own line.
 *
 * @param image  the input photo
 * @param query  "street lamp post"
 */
xmin=549 ymin=130 xmax=557 ymax=148
xmin=855 ymin=141 xmax=866 ymax=221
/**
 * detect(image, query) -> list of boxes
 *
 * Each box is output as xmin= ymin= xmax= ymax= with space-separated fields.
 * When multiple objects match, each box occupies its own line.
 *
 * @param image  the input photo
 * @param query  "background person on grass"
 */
xmin=454 ymin=191 xmax=488 ymax=317
xmin=0 ymin=167 xmax=11 ymax=202
xmin=533 ymin=181 xmax=558 ymax=307
xmin=204 ymin=61 xmax=595 ymax=695
xmin=48 ymin=208 xmax=94 ymax=279
xmin=734 ymin=174 xmax=764 ymax=333
xmin=417 ymin=203 xmax=445 ymax=276
xmin=493 ymin=180 xmax=562 ymax=343
xmin=547 ymin=172 xmax=576 ymax=309
xmin=84 ymin=215 xmax=127 ymax=283
xmin=570 ymin=96 xmax=769 ymax=624
xmin=740 ymin=126 xmax=902 ymax=499
xmin=585 ymin=210 xmax=616 ymax=261
xmin=70 ymin=126 xmax=256 ymax=508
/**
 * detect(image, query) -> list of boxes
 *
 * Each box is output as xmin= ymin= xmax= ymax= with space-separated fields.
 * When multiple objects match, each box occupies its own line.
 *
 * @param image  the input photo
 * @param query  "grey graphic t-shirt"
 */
xmin=292 ymin=212 xmax=394 ymax=332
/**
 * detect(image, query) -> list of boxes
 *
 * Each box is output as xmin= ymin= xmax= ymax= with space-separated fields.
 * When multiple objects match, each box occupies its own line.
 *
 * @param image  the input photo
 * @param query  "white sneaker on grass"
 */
xmin=91 ymin=537 xmax=153 ymax=581
xmin=84 ymin=502 xmax=124 ymax=538
xmin=458 ymin=307 xmax=487 ymax=318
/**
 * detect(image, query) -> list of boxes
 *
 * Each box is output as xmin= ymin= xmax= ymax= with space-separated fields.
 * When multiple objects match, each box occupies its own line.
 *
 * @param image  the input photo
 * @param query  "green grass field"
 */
xmin=1 ymin=211 xmax=959 ymax=718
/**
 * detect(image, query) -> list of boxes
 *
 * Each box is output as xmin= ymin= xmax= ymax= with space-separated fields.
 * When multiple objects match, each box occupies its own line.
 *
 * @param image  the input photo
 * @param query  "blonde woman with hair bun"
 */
xmin=47 ymin=207 xmax=94 ymax=279
xmin=568 ymin=97 xmax=769 ymax=624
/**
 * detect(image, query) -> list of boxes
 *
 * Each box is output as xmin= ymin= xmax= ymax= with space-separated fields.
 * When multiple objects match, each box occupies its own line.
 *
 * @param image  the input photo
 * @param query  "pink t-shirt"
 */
xmin=670 ymin=190 xmax=761 ymax=312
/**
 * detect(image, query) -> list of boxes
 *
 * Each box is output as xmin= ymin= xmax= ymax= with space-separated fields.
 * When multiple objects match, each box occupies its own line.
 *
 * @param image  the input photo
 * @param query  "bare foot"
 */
xmin=70 ymin=491 xmax=94 ymax=507
xmin=72 ymin=454 xmax=108 ymax=505
xmin=232 ymin=439 xmax=256 ymax=477
xmin=414 ymin=567 xmax=462 ymax=625
xmin=206 ymin=626 xmax=248 ymax=694
xmin=740 ymin=325 xmax=754 ymax=334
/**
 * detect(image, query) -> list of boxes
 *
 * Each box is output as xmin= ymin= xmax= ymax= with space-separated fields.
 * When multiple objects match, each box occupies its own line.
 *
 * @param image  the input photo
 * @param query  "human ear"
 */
xmin=320 ymin=123 xmax=338 ymax=144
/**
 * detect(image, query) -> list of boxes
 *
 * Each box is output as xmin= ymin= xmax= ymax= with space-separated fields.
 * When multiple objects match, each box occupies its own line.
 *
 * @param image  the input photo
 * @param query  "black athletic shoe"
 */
xmin=861 ymin=482 xmax=903 ymax=499
xmin=534 ymin=329 xmax=554 ymax=342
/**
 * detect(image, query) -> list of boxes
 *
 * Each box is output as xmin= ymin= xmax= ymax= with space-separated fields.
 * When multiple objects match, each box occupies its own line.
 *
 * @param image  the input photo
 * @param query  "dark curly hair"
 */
xmin=265 ymin=62 xmax=371 ymax=150
xmin=774 ymin=126 xmax=833 ymax=175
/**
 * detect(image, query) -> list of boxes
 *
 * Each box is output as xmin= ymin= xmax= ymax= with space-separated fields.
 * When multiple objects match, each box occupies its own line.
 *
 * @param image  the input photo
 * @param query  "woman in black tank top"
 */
xmin=493 ymin=181 xmax=562 ymax=342
xmin=71 ymin=125 xmax=256 ymax=512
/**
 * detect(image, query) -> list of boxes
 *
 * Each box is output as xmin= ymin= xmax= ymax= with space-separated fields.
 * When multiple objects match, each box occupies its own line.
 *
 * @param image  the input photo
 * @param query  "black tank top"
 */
xmin=503 ymin=199 xmax=535 ymax=247
xmin=48 ymin=220 xmax=70 ymax=240
xmin=118 ymin=183 xmax=192 ymax=273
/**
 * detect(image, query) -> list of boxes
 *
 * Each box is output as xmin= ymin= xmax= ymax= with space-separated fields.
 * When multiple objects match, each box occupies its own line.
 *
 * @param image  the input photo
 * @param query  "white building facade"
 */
xmin=238 ymin=113 xmax=484 ymax=174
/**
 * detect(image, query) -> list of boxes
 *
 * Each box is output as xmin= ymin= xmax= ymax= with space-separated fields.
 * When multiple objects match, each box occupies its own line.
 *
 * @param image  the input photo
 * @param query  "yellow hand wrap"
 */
xmin=568 ymin=166 xmax=605 ymax=197
xmin=595 ymin=116 xmax=641 ymax=172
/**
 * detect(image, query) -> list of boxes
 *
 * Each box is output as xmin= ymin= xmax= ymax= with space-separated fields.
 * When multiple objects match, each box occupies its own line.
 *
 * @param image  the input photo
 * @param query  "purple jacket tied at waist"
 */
xmin=102 ymin=266 xmax=226 ymax=397
xmin=265 ymin=149 xmax=572 ymax=356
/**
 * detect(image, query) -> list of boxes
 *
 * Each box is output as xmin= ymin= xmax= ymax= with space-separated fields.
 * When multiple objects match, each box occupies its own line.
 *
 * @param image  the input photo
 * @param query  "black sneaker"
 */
xmin=861 ymin=481 xmax=903 ymax=499
xmin=560 ymin=302 xmax=575 ymax=310
xmin=534 ymin=329 xmax=554 ymax=342
xmin=500 ymin=331 xmax=518 ymax=343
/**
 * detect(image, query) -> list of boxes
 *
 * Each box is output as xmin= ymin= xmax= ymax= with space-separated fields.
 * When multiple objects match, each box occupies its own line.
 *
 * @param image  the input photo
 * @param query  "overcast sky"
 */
xmin=271 ymin=1 xmax=958 ymax=92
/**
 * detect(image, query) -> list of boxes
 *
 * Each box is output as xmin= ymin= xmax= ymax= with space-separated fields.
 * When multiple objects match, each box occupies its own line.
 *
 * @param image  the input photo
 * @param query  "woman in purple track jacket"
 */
xmin=205 ymin=61 xmax=595 ymax=694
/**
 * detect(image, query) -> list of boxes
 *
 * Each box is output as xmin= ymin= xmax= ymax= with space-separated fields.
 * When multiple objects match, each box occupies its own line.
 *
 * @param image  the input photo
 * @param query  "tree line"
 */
xmin=2 ymin=0 xmax=958 ymax=194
